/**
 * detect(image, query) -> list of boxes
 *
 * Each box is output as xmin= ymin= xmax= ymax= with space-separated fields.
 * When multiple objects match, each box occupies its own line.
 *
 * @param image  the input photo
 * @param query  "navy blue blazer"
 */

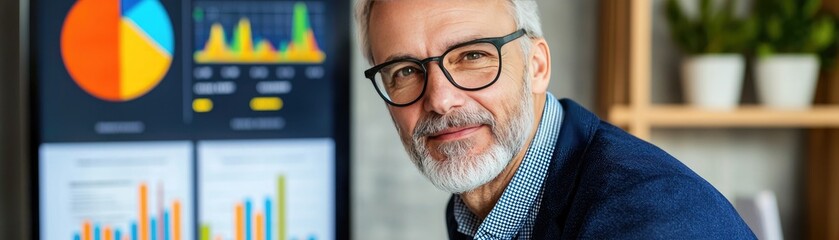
xmin=446 ymin=99 xmax=755 ymax=239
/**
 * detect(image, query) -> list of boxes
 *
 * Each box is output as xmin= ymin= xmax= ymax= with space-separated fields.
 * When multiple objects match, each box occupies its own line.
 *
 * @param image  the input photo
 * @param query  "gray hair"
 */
xmin=354 ymin=0 xmax=544 ymax=65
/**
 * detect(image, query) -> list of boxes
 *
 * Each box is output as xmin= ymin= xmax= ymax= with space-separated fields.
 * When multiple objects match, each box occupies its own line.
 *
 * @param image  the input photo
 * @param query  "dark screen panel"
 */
xmin=30 ymin=0 xmax=350 ymax=239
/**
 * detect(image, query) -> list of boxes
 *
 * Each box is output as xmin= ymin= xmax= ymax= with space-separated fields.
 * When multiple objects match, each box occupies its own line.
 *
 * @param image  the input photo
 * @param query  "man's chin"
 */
xmin=424 ymin=150 xmax=447 ymax=163
xmin=426 ymin=170 xmax=498 ymax=194
xmin=426 ymin=139 xmax=490 ymax=162
xmin=419 ymin=150 xmax=512 ymax=194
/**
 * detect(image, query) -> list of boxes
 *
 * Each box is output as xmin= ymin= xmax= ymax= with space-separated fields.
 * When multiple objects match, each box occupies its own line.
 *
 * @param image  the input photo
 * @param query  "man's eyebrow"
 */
xmin=383 ymin=53 xmax=419 ymax=63
xmin=442 ymin=34 xmax=485 ymax=51
xmin=380 ymin=34 xmax=486 ymax=63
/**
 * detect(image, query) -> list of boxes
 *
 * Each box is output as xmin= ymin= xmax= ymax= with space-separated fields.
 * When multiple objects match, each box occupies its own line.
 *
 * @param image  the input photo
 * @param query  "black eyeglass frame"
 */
xmin=364 ymin=29 xmax=528 ymax=107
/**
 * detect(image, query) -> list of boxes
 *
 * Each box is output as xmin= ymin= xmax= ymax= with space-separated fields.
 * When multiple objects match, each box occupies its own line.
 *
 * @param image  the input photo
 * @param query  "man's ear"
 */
xmin=528 ymin=38 xmax=551 ymax=94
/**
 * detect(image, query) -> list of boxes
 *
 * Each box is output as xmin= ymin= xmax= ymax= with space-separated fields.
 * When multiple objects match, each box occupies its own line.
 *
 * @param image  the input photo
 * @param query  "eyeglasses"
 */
xmin=364 ymin=29 xmax=527 ymax=107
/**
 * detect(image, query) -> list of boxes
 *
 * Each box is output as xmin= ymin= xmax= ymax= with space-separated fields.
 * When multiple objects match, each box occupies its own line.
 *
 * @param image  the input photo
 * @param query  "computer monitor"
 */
xmin=29 ymin=0 xmax=350 ymax=239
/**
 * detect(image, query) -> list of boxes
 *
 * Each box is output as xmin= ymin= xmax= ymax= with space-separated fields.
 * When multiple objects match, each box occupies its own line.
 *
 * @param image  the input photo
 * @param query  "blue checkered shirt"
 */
xmin=452 ymin=92 xmax=564 ymax=239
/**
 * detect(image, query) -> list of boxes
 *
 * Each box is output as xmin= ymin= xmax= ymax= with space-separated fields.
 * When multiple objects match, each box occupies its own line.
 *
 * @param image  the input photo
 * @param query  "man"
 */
xmin=356 ymin=0 xmax=755 ymax=239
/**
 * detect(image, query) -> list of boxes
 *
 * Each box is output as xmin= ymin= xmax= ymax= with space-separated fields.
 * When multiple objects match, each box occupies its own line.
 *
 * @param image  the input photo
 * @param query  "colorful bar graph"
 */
xmin=202 ymin=175 xmax=293 ymax=240
xmin=193 ymin=2 xmax=325 ymax=63
xmin=72 ymin=183 xmax=182 ymax=240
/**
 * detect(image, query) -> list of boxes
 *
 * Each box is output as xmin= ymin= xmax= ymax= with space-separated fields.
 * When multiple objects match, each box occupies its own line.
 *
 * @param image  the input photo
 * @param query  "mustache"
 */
xmin=412 ymin=106 xmax=495 ymax=140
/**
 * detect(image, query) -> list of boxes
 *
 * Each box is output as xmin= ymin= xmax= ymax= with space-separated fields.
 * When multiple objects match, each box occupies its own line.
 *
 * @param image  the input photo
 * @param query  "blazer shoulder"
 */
xmin=568 ymin=122 xmax=755 ymax=239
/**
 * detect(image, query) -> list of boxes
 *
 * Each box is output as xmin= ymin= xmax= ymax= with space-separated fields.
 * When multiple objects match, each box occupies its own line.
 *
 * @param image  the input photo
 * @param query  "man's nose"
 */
xmin=422 ymin=64 xmax=466 ymax=115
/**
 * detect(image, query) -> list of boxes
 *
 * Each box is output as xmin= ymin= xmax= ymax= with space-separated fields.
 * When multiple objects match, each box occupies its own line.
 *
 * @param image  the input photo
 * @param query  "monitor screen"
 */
xmin=30 ymin=0 xmax=350 ymax=239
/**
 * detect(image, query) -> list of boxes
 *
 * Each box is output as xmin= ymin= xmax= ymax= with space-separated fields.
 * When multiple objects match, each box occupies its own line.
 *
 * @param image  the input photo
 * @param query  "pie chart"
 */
xmin=61 ymin=0 xmax=174 ymax=102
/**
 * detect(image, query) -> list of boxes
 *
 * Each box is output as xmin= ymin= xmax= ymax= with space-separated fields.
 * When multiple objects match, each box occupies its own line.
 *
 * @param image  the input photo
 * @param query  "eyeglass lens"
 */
xmin=373 ymin=42 xmax=501 ymax=105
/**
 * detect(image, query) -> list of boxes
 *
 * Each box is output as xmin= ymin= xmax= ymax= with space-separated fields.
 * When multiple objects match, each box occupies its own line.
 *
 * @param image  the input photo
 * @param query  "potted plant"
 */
xmin=666 ymin=0 xmax=758 ymax=110
xmin=754 ymin=0 xmax=836 ymax=109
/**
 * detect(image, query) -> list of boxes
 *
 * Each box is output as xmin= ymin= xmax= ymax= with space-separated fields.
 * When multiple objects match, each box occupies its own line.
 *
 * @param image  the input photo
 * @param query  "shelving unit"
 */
xmin=601 ymin=1 xmax=839 ymax=239
xmin=610 ymin=105 xmax=839 ymax=128
xmin=608 ymin=0 xmax=839 ymax=140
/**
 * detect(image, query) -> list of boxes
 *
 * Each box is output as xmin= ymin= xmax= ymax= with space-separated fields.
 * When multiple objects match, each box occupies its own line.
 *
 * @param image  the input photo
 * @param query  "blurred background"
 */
xmin=2 ymin=0 xmax=839 ymax=239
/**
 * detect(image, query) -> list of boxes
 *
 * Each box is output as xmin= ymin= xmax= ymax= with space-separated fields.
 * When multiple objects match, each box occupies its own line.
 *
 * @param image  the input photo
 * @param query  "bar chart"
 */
xmin=39 ymin=142 xmax=194 ymax=240
xmin=198 ymin=139 xmax=334 ymax=240
xmin=72 ymin=183 xmax=182 ymax=240
xmin=200 ymin=176 xmax=287 ymax=240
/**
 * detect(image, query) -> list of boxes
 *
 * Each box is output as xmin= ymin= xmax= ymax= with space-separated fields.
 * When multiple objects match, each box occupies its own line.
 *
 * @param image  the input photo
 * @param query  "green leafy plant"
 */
xmin=666 ymin=0 xmax=758 ymax=54
xmin=754 ymin=0 xmax=837 ymax=57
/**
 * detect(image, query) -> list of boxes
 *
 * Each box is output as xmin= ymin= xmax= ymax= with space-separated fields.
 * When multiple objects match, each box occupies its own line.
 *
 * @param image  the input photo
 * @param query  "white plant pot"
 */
xmin=682 ymin=55 xmax=745 ymax=110
xmin=755 ymin=54 xmax=820 ymax=109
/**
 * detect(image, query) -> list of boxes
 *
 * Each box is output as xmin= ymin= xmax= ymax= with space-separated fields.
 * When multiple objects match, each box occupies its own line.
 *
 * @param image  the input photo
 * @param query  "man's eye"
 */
xmin=463 ymin=52 xmax=486 ymax=61
xmin=396 ymin=67 xmax=419 ymax=78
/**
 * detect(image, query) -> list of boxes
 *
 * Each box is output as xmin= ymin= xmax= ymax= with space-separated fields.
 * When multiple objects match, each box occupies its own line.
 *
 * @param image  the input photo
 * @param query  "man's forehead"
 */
xmin=369 ymin=0 xmax=510 ymax=25
xmin=367 ymin=0 xmax=514 ymax=63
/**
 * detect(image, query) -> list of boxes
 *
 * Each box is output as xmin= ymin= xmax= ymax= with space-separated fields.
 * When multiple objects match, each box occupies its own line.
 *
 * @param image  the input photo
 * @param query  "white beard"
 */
xmin=400 ymin=77 xmax=534 ymax=194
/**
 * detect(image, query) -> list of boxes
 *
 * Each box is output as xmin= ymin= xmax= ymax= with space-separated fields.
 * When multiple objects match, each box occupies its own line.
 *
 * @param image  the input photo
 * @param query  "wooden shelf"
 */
xmin=602 ymin=0 xmax=839 ymax=140
xmin=609 ymin=105 xmax=839 ymax=128
xmin=598 ymin=1 xmax=839 ymax=238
